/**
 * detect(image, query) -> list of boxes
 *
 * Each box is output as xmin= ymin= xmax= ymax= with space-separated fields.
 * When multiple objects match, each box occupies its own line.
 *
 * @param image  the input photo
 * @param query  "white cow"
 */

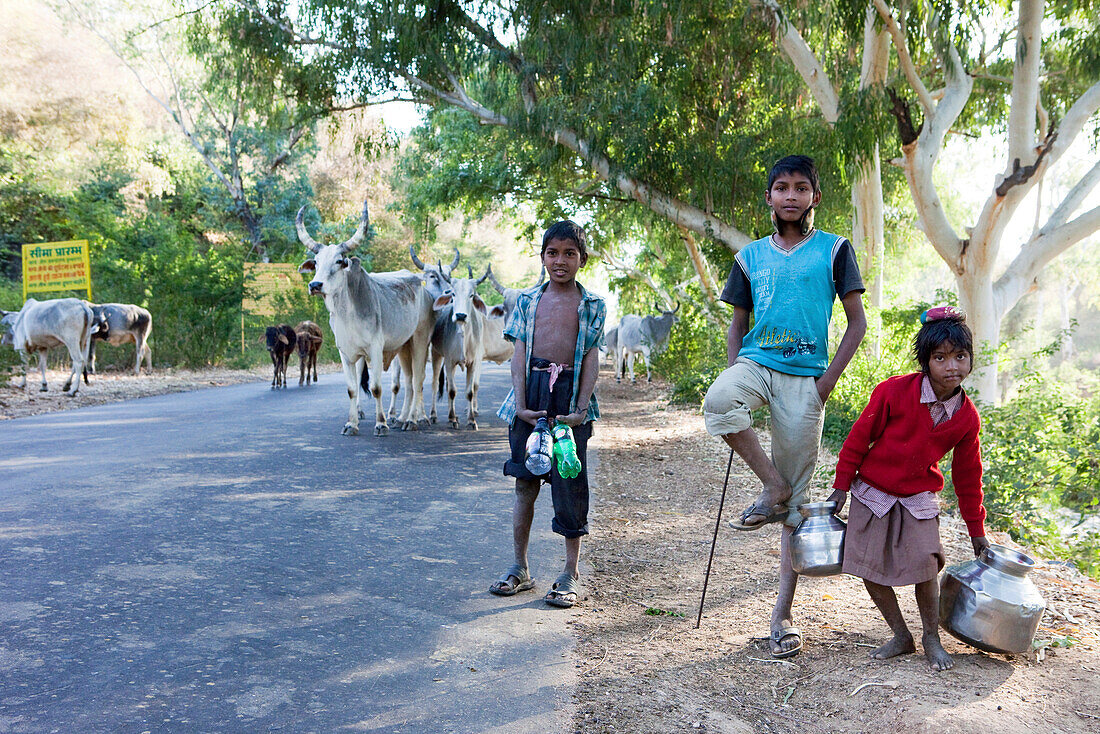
xmin=430 ymin=266 xmax=492 ymax=429
xmin=486 ymin=264 xmax=544 ymax=323
xmin=297 ymin=201 xmax=436 ymax=436
xmin=615 ymin=303 xmax=680 ymax=382
xmin=1 ymin=298 xmax=102 ymax=396
xmin=88 ymin=303 xmax=153 ymax=375
xmin=406 ymin=244 xmax=461 ymax=423
xmin=482 ymin=304 xmax=515 ymax=364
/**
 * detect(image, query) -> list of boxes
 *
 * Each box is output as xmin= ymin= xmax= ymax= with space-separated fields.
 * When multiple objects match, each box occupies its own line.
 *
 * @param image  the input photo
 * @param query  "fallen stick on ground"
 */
xmin=849 ymin=680 xmax=899 ymax=696
xmin=746 ymin=656 xmax=799 ymax=667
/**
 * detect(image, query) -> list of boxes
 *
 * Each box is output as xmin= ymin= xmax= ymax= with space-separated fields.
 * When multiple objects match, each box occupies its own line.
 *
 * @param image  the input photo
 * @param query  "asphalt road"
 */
xmin=0 ymin=364 xmax=580 ymax=733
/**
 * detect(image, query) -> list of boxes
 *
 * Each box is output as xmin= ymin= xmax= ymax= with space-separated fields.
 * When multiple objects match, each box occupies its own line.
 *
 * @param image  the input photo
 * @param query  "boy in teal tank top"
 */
xmin=703 ymin=155 xmax=867 ymax=657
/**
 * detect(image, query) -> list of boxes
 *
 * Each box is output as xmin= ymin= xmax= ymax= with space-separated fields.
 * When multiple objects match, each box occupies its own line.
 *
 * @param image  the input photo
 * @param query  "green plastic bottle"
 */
xmin=552 ymin=420 xmax=583 ymax=479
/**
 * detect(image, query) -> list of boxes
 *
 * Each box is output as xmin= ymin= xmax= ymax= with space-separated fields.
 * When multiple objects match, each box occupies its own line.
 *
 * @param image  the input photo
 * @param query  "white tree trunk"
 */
xmin=956 ymin=267 xmax=1002 ymax=402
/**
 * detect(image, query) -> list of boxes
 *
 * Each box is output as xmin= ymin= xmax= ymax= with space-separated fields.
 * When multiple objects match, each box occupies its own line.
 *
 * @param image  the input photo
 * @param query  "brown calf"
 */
xmin=294 ymin=320 xmax=323 ymax=386
xmin=263 ymin=324 xmax=297 ymax=389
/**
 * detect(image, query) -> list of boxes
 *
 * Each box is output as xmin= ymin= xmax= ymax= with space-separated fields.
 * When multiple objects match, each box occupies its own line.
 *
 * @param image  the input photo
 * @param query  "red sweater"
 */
xmin=833 ymin=372 xmax=986 ymax=537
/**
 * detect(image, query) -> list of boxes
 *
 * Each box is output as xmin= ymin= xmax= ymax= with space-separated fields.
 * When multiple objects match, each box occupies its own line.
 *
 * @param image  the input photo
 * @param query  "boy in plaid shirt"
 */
xmin=489 ymin=220 xmax=606 ymax=609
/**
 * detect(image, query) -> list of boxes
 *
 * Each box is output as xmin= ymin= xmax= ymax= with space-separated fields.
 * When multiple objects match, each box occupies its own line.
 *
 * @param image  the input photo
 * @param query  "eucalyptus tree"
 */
xmin=221 ymin=0 xmax=876 ymax=285
xmin=761 ymin=0 xmax=1100 ymax=400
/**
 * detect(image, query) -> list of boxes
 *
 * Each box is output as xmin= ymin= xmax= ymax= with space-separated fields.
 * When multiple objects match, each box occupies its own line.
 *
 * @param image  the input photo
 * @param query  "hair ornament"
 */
xmin=920 ymin=305 xmax=966 ymax=324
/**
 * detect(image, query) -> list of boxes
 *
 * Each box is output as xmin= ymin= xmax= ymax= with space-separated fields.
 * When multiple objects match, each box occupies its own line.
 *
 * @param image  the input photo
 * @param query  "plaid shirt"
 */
xmin=850 ymin=376 xmax=966 ymax=519
xmin=496 ymin=281 xmax=606 ymax=425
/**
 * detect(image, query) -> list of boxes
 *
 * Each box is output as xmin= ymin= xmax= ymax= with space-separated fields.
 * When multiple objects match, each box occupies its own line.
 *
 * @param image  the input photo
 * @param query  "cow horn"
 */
xmin=296 ymin=206 xmax=322 ymax=254
xmin=673 ymin=300 xmax=681 ymax=313
xmin=486 ymin=265 xmax=506 ymax=294
xmin=536 ymin=265 xmax=546 ymax=285
xmin=409 ymin=245 xmax=426 ymax=271
xmin=467 ymin=265 xmax=474 ymax=279
xmin=477 ymin=266 xmax=491 ymax=286
xmin=450 ymin=247 xmax=460 ymax=271
xmin=341 ymin=200 xmax=370 ymax=254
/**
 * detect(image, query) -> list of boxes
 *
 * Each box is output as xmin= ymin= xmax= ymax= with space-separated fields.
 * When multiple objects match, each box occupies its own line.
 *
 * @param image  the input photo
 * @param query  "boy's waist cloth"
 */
xmin=530 ymin=357 xmax=574 ymax=392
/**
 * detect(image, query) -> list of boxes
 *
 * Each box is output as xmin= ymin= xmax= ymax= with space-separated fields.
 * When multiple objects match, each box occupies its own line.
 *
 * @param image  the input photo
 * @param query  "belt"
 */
xmin=532 ymin=361 xmax=571 ymax=392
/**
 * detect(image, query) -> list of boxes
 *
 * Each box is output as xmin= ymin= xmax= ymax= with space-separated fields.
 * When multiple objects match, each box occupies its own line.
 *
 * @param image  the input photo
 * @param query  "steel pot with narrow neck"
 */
xmin=789 ymin=501 xmax=846 ymax=577
xmin=939 ymin=545 xmax=1046 ymax=654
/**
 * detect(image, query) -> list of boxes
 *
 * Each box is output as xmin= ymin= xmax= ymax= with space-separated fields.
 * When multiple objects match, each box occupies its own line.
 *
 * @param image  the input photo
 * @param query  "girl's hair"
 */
xmin=913 ymin=315 xmax=974 ymax=372
xmin=541 ymin=220 xmax=588 ymax=258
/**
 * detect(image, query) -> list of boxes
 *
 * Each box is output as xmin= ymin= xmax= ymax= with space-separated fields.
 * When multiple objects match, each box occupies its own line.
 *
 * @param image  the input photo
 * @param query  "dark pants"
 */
xmin=504 ymin=359 xmax=592 ymax=538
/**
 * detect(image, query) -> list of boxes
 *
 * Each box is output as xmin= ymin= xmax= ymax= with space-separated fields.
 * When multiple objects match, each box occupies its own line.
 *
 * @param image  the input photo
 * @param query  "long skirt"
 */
xmin=842 ymin=495 xmax=945 ymax=586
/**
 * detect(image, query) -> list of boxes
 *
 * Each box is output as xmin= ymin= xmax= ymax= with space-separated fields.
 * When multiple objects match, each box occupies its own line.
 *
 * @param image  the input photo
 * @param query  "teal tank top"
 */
xmin=734 ymin=229 xmax=845 ymax=376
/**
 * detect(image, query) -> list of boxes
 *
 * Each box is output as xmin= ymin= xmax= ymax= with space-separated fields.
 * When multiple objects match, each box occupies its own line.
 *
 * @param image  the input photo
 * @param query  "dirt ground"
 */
xmin=576 ymin=370 xmax=1100 ymax=734
xmin=4 ymin=364 xmax=1099 ymax=733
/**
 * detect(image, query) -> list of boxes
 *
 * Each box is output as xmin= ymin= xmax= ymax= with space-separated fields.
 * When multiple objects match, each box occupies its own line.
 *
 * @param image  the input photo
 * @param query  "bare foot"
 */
xmin=739 ymin=481 xmax=793 ymax=528
xmin=755 ymin=480 xmax=792 ymax=512
xmin=922 ymin=633 xmax=954 ymax=671
xmin=870 ymin=633 xmax=916 ymax=660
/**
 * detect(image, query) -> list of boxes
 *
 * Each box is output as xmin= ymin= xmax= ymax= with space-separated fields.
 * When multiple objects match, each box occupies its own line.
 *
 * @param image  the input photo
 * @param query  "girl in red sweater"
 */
xmin=827 ymin=307 xmax=990 ymax=671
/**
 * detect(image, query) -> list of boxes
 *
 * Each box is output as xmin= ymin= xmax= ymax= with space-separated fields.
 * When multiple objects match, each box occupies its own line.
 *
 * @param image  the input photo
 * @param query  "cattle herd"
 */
xmin=0 ymin=200 xmax=679 ymax=420
xmin=0 ymin=298 xmax=152 ymax=396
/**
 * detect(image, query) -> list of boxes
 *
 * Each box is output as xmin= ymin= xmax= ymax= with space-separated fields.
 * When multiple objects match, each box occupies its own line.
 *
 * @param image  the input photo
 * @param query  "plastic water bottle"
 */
xmin=552 ymin=421 xmax=582 ymax=479
xmin=524 ymin=417 xmax=553 ymax=475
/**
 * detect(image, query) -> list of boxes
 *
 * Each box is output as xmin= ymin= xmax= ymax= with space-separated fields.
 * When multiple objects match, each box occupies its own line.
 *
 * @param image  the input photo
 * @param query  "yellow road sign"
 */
xmin=243 ymin=263 xmax=302 ymax=316
xmin=22 ymin=240 xmax=92 ymax=301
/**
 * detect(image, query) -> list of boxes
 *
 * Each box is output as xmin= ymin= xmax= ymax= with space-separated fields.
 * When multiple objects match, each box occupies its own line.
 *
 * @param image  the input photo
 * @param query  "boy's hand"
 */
xmin=556 ymin=410 xmax=587 ymax=427
xmin=516 ymin=408 xmax=547 ymax=426
xmin=971 ymin=535 xmax=991 ymax=557
xmin=826 ymin=488 xmax=847 ymax=515
xmin=814 ymin=374 xmax=836 ymax=405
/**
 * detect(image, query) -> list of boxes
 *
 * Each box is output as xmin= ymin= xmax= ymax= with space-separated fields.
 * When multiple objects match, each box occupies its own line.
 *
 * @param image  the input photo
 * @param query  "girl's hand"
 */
xmin=971 ymin=535 xmax=991 ymax=557
xmin=556 ymin=411 xmax=587 ymax=427
xmin=516 ymin=408 xmax=547 ymax=426
xmin=826 ymin=488 xmax=847 ymax=515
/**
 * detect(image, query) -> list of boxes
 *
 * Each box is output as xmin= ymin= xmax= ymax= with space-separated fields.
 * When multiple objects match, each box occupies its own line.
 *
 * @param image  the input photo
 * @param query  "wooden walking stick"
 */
xmin=696 ymin=447 xmax=735 ymax=629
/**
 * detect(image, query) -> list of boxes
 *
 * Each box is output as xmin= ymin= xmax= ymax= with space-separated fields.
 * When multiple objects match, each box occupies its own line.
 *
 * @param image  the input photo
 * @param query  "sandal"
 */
xmin=770 ymin=625 xmax=803 ymax=659
xmin=727 ymin=502 xmax=787 ymax=531
xmin=488 ymin=564 xmax=535 ymax=596
xmin=544 ymin=572 xmax=580 ymax=608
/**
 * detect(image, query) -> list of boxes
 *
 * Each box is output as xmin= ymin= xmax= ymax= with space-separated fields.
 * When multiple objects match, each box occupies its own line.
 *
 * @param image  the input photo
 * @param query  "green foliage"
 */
xmin=977 ymin=376 xmax=1100 ymax=577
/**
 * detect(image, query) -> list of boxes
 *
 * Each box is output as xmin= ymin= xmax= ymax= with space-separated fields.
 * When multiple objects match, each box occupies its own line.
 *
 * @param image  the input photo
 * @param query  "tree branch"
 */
xmin=995 ymin=130 xmax=1057 ymax=196
xmin=1007 ymin=0 xmax=1044 ymax=166
xmin=754 ymin=0 xmax=839 ymax=123
xmin=1046 ymin=158 xmax=1100 ymax=231
xmin=894 ymin=27 xmax=973 ymax=267
xmin=872 ymin=0 xmax=935 ymax=114
xmin=678 ymin=227 xmax=719 ymax=304
xmin=592 ymin=248 xmax=676 ymax=309
xmin=65 ymin=1 xmax=240 ymax=198
xmin=1037 ymin=80 xmax=1100 ymax=174
xmin=996 ymin=204 xmax=1100 ymax=312
xmin=268 ymin=126 xmax=307 ymax=172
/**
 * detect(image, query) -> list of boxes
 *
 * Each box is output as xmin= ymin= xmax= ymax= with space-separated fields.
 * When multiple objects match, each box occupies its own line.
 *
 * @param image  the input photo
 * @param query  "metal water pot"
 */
xmin=789 ymin=501 xmax=846 ymax=577
xmin=939 ymin=545 xmax=1046 ymax=654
